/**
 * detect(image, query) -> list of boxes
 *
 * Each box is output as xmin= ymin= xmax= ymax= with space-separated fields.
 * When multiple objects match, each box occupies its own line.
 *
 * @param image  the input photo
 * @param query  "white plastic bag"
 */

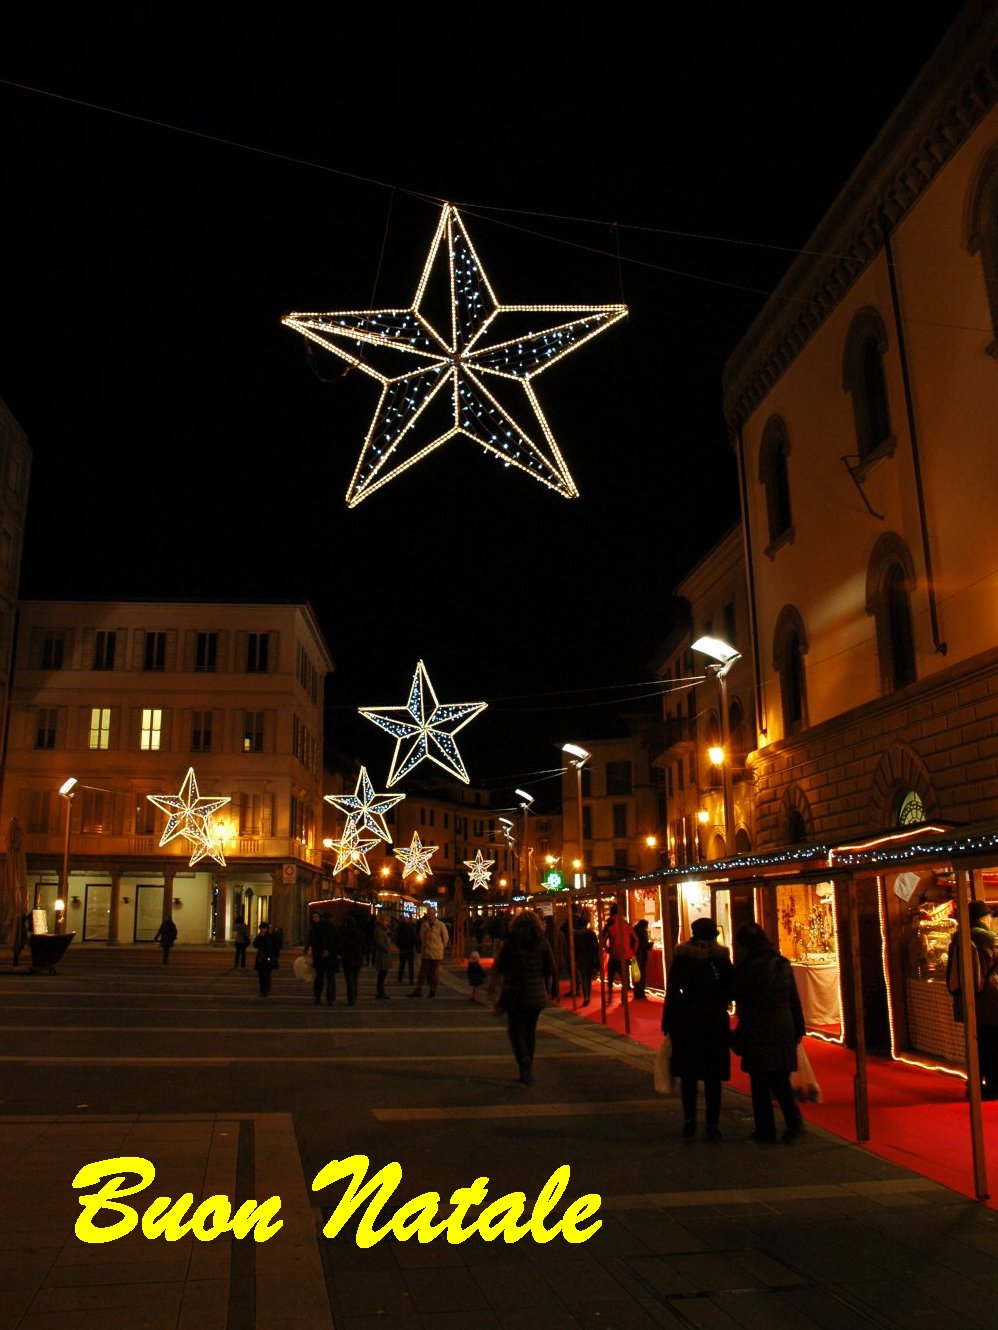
xmin=654 ymin=1036 xmax=676 ymax=1096
xmin=790 ymin=1040 xmax=822 ymax=1102
xmin=293 ymin=954 xmax=314 ymax=983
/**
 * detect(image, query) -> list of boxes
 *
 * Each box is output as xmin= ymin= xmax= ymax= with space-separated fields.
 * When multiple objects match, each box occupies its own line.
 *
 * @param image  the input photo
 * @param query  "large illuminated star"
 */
xmin=329 ymin=821 xmax=380 ymax=876
xmin=463 ymin=850 xmax=494 ymax=891
xmin=147 ymin=768 xmax=230 ymax=849
xmin=395 ymin=831 xmax=438 ymax=881
xmin=324 ymin=766 xmax=404 ymax=843
xmin=359 ymin=660 xmax=487 ymax=787
xmin=283 ymin=202 xmax=627 ymax=506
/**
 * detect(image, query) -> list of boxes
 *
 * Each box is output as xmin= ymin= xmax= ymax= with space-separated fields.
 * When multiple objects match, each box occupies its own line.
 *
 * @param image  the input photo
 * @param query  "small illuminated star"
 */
xmin=147 ymin=768 xmax=230 ymax=849
xmin=324 ymin=766 xmax=404 ymax=843
xmin=329 ymin=821 xmax=380 ymax=876
xmin=359 ymin=660 xmax=487 ymax=787
xmin=187 ymin=816 xmax=228 ymax=868
xmin=463 ymin=850 xmax=494 ymax=891
xmin=395 ymin=831 xmax=438 ymax=881
xmin=283 ymin=202 xmax=627 ymax=506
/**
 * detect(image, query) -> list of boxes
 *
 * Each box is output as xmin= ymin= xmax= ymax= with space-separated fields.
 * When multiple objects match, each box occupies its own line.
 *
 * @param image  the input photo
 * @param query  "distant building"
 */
xmin=0 ymin=397 xmax=31 ymax=774
xmin=1 ymin=600 xmax=332 ymax=946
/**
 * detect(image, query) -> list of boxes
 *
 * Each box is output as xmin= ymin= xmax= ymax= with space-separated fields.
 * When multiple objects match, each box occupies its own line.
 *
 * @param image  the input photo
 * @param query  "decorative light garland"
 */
xmin=359 ymin=659 xmax=487 ymax=786
xmin=396 ymin=831 xmax=438 ymax=881
xmin=147 ymin=767 xmax=231 ymax=868
xmin=463 ymin=850 xmax=495 ymax=891
xmin=328 ymin=821 xmax=380 ymax=877
xmin=283 ymin=203 xmax=626 ymax=506
xmin=324 ymin=766 xmax=404 ymax=843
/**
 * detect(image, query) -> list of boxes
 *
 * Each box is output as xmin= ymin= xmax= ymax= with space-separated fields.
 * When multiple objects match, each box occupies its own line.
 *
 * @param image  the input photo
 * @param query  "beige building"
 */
xmin=0 ymin=397 xmax=31 ymax=768
xmin=2 ymin=600 xmax=333 ymax=946
xmin=725 ymin=1 xmax=998 ymax=848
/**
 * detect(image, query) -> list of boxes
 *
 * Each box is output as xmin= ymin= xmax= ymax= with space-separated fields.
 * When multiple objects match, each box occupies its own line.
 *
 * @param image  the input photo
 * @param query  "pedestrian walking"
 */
xmin=494 ymin=910 xmax=555 ymax=1085
xmin=572 ymin=909 xmax=600 ymax=1006
xmin=305 ymin=910 xmax=341 ymax=1005
xmin=154 ymin=914 xmax=178 ymax=964
xmin=395 ymin=915 xmax=417 ymax=985
xmin=232 ymin=917 xmax=251 ymax=969
xmin=946 ymin=898 xmax=998 ymax=1098
xmin=409 ymin=908 xmax=449 ymax=998
xmin=466 ymin=950 xmax=486 ymax=1001
xmin=661 ymin=917 xmax=734 ymax=1141
xmin=341 ymin=907 xmax=367 ymax=1006
xmin=253 ymin=921 xmax=281 ymax=997
xmin=730 ymin=921 xmax=806 ymax=1142
xmin=633 ymin=918 xmax=652 ymax=998
xmin=601 ymin=903 xmax=637 ymax=1000
xmin=372 ymin=911 xmax=391 ymax=999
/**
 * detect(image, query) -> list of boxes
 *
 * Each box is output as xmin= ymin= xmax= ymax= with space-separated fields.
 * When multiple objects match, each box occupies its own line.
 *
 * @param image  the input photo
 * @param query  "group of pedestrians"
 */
xmin=662 ymin=918 xmax=805 ymax=1143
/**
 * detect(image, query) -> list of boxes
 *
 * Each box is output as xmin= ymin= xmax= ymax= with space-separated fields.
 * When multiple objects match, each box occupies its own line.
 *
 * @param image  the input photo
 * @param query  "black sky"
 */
xmin=0 ymin=3 xmax=970 ymax=803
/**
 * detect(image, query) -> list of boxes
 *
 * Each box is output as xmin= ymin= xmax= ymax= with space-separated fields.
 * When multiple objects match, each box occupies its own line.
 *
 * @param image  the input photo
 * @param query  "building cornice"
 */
xmin=723 ymin=1 xmax=998 ymax=432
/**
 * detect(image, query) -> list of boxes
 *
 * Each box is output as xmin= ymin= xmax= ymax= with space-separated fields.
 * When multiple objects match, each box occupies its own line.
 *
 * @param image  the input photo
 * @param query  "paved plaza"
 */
xmin=1 ymin=946 xmax=996 ymax=1329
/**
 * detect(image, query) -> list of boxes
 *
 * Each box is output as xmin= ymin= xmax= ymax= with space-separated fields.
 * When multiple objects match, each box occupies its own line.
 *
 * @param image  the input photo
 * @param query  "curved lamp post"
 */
xmin=691 ymin=636 xmax=741 ymax=858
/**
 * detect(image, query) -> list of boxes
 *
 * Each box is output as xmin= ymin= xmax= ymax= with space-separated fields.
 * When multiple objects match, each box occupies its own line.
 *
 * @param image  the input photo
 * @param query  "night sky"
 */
xmin=0 ymin=4 xmax=969 ymax=805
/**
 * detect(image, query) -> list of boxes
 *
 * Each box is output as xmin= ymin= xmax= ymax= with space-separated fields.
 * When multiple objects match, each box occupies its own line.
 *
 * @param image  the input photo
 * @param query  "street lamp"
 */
xmin=692 ymin=636 xmax=742 ymax=857
xmin=562 ymin=744 xmax=591 ymax=1013
xmin=498 ymin=818 xmax=514 ymax=896
xmin=57 ymin=777 xmax=78 ymax=935
xmin=515 ymin=788 xmax=534 ymax=895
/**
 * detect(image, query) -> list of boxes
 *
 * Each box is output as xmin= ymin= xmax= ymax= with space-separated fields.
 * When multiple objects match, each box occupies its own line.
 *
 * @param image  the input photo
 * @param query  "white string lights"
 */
xmin=283 ymin=202 xmax=626 ymax=506
xmin=396 ymin=831 xmax=438 ymax=881
xmin=324 ymin=766 xmax=404 ymax=843
xmin=328 ymin=820 xmax=381 ymax=877
xmin=147 ymin=767 xmax=231 ymax=868
xmin=463 ymin=850 xmax=494 ymax=891
xmin=359 ymin=659 xmax=487 ymax=787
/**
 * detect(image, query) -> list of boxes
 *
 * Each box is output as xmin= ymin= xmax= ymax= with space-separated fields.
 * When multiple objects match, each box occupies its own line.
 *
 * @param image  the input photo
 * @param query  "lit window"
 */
xmin=89 ymin=707 xmax=111 ymax=750
xmin=140 ymin=708 xmax=162 ymax=751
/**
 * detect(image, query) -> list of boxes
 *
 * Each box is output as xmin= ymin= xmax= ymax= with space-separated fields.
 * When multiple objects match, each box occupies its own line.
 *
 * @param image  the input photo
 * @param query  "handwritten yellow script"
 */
xmin=72 ymin=1154 xmax=602 ymax=1247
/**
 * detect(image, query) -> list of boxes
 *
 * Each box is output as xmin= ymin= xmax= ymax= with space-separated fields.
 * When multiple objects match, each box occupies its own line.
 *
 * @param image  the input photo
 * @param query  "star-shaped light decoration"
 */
xmin=395 ymin=831 xmax=438 ymax=881
xmin=324 ymin=766 xmax=404 ymax=843
xmin=147 ymin=768 xmax=231 ymax=867
xmin=359 ymin=660 xmax=487 ymax=787
xmin=283 ymin=202 xmax=627 ymax=506
xmin=329 ymin=821 xmax=380 ymax=877
xmin=463 ymin=850 xmax=495 ymax=892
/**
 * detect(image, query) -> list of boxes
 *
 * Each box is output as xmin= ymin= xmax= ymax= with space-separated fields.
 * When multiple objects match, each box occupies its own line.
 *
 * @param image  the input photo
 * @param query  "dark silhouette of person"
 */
xmin=154 ymin=915 xmax=178 ymax=964
xmin=662 ymin=916 xmax=733 ymax=1141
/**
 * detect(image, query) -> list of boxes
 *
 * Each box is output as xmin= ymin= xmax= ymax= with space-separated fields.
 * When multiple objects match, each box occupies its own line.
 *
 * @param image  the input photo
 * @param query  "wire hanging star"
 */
xmin=187 ymin=816 xmax=229 ymax=868
xmin=147 ymin=768 xmax=230 ymax=851
xmin=463 ymin=850 xmax=495 ymax=891
xmin=329 ymin=821 xmax=380 ymax=877
xmin=395 ymin=831 xmax=438 ymax=881
xmin=283 ymin=202 xmax=627 ymax=506
xmin=324 ymin=766 xmax=404 ymax=843
xmin=359 ymin=659 xmax=487 ymax=787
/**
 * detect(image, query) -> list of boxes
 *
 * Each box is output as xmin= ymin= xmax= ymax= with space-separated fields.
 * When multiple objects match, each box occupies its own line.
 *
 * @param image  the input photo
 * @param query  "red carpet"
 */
xmin=555 ymin=984 xmax=998 ymax=1207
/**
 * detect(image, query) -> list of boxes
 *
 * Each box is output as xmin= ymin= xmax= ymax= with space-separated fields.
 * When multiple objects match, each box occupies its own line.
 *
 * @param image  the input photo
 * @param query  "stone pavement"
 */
xmin=1 ymin=950 xmax=997 ymax=1329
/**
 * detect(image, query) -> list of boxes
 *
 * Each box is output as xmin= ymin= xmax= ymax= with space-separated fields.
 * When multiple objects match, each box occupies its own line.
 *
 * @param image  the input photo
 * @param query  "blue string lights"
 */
xmin=283 ymin=203 xmax=626 ymax=506
xmin=324 ymin=766 xmax=404 ymax=843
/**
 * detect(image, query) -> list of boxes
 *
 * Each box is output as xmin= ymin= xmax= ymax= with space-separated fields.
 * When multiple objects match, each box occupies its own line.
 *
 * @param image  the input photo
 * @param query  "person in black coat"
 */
xmin=253 ymin=921 xmax=281 ymax=996
xmin=661 ymin=917 xmax=733 ymax=1141
xmin=305 ymin=910 xmax=341 ymax=1005
xmin=154 ymin=915 xmax=178 ymax=965
xmin=341 ymin=908 xmax=367 ymax=1006
xmin=571 ymin=910 xmax=600 ymax=1006
xmin=395 ymin=916 xmax=417 ymax=986
xmin=731 ymin=921 xmax=806 ymax=1142
xmin=495 ymin=911 xmax=555 ymax=1085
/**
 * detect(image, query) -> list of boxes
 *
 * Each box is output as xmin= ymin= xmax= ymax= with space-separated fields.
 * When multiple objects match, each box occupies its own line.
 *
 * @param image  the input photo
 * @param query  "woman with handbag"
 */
xmin=661 ymin=917 xmax=733 ymax=1141
xmin=730 ymin=922 xmax=806 ymax=1142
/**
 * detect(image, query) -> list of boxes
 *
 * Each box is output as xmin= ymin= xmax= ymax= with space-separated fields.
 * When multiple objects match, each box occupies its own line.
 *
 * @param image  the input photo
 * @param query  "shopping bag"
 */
xmin=654 ymin=1036 xmax=676 ymax=1096
xmin=628 ymin=957 xmax=641 ymax=985
xmin=293 ymin=954 xmax=314 ymax=983
xmin=790 ymin=1040 xmax=822 ymax=1102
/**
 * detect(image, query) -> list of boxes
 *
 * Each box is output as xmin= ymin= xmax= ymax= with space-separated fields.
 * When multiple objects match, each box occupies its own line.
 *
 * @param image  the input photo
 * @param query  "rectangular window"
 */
xmin=289 ymin=795 xmax=314 ymax=847
xmin=27 ymin=789 xmax=50 ymax=834
xmin=81 ymin=789 xmax=109 ymax=834
xmin=195 ymin=632 xmax=218 ymax=672
xmin=144 ymin=631 xmax=166 ymax=671
xmin=246 ymin=632 xmax=269 ymax=673
xmin=140 ymin=708 xmax=162 ymax=751
xmin=93 ymin=630 xmax=116 ymax=671
xmin=35 ymin=708 xmax=57 ymax=750
xmin=134 ymin=798 xmax=156 ymax=836
xmin=41 ymin=632 xmax=64 ymax=670
xmin=580 ymin=767 xmax=592 ymax=798
xmin=605 ymin=761 xmax=632 ymax=795
xmin=235 ymin=793 xmax=274 ymax=838
xmin=89 ymin=707 xmax=111 ymax=750
xmin=581 ymin=805 xmax=592 ymax=841
xmin=614 ymin=847 xmax=629 ymax=869
xmin=243 ymin=711 xmax=264 ymax=753
xmin=192 ymin=709 xmax=212 ymax=753
xmin=612 ymin=803 xmax=627 ymax=838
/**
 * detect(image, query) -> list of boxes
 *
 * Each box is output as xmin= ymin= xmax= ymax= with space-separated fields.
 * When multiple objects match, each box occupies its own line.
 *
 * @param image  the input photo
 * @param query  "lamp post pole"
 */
xmin=562 ymin=745 xmax=590 ymax=1013
xmin=691 ymin=638 xmax=741 ymax=861
xmin=514 ymin=789 xmax=534 ymax=898
xmin=57 ymin=777 xmax=78 ymax=935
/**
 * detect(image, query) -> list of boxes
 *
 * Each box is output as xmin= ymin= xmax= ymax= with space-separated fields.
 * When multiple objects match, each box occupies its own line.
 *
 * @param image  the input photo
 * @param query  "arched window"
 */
xmin=787 ymin=809 xmax=807 ymax=844
xmin=773 ymin=605 xmax=809 ymax=739
xmin=758 ymin=416 xmax=794 ymax=552
xmin=843 ymin=309 xmax=893 ymax=463
xmin=967 ymin=142 xmax=998 ymax=359
xmin=866 ymin=533 xmax=917 ymax=694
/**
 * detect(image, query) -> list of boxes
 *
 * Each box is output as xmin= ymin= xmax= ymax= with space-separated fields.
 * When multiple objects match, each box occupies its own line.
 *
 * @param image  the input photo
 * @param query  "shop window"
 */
xmin=967 ymin=142 xmax=998 ymax=359
xmin=843 ymin=309 xmax=893 ymax=463
xmin=758 ymin=415 xmax=794 ymax=552
xmin=773 ymin=605 xmax=809 ymax=738
xmin=865 ymin=533 xmax=917 ymax=694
